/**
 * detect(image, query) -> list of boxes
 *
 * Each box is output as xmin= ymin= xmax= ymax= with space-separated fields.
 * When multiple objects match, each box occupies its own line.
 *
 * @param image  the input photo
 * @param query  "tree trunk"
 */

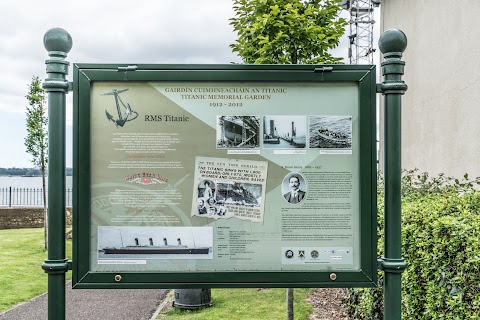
xmin=290 ymin=48 xmax=298 ymax=64
xmin=287 ymin=288 xmax=294 ymax=320
xmin=42 ymin=157 xmax=48 ymax=251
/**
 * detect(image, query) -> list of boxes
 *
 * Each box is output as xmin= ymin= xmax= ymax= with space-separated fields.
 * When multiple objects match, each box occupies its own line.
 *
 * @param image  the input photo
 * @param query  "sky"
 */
xmin=0 ymin=0 xmax=377 ymax=168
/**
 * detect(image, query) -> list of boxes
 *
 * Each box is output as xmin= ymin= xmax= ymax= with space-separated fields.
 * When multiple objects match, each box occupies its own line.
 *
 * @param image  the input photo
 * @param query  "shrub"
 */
xmin=402 ymin=192 xmax=480 ymax=318
xmin=344 ymin=170 xmax=480 ymax=318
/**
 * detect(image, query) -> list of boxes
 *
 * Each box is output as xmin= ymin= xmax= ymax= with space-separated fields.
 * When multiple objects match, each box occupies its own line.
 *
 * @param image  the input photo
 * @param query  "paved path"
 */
xmin=0 ymin=282 xmax=168 ymax=320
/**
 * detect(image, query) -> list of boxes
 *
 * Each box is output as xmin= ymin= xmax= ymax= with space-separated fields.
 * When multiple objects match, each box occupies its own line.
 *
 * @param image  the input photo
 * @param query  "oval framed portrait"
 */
xmin=281 ymin=173 xmax=307 ymax=204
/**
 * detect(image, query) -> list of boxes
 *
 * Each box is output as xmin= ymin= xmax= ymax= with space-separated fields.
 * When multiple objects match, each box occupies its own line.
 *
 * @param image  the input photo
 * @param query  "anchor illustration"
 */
xmin=103 ymin=89 xmax=138 ymax=127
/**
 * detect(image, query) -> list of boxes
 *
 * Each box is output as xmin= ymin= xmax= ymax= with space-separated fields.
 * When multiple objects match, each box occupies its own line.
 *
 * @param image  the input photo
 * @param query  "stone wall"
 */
xmin=0 ymin=207 xmax=72 ymax=229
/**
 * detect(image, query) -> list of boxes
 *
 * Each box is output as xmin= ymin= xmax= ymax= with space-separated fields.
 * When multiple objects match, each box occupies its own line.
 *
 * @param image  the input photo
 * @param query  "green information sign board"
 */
xmin=72 ymin=64 xmax=377 ymax=289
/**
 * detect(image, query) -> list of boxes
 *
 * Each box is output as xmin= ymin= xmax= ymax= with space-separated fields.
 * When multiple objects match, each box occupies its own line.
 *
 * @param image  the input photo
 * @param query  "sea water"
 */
xmin=0 ymin=176 xmax=73 ymax=189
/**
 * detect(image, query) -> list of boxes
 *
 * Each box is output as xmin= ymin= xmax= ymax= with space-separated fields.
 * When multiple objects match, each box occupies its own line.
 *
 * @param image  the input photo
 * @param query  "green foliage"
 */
xmin=402 ymin=193 xmax=480 ymax=318
xmin=344 ymin=170 xmax=480 ymax=318
xmin=25 ymin=76 xmax=49 ymax=250
xmin=230 ymin=0 xmax=347 ymax=64
xmin=402 ymin=169 xmax=480 ymax=199
xmin=25 ymin=76 xmax=48 ymax=170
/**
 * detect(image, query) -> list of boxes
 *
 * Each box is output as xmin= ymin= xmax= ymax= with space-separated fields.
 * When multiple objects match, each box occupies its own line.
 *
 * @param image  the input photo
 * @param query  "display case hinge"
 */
xmin=313 ymin=67 xmax=333 ymax=73
xmin=117 ymin=65 xmax=138 ymax=72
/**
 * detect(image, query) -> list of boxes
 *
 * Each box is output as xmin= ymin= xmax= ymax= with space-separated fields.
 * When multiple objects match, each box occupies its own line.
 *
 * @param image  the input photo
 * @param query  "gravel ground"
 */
xmin=307 ymin=288 xmax=351 ymax=320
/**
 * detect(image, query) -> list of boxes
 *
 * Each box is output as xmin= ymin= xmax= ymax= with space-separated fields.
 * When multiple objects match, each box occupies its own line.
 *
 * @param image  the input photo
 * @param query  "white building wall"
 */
xmin=380 ymin=1 xmax=480 ymax=178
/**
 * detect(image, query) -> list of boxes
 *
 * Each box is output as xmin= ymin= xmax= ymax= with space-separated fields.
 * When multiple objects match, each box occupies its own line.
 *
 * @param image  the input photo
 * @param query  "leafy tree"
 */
xmin=231 ymin=3 xmax=346 ymax=317
xmin=230 ymin=0 xmax=347 ymax=64
xmin=25 ymin=76 xmax=48 ymax=250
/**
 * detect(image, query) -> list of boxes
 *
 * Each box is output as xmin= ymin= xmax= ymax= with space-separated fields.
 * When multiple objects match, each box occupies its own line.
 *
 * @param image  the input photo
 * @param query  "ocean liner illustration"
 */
xmin=102 ymin=237 xmax=210 ymax=255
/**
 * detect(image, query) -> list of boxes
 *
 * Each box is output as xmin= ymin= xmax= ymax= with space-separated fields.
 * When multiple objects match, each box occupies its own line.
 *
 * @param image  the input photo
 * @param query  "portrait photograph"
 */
xmin=281 ymin=173 xmax=307 ymax=204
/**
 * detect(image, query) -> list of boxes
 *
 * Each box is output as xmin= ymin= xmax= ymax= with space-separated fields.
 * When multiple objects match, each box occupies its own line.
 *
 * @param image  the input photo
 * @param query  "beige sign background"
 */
xmin=89 ymin=82 xmax=360 ymax=273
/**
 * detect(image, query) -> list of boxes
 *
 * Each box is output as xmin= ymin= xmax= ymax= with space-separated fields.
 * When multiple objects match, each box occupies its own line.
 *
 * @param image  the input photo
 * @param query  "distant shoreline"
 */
xmin=0 ymin=174 xmax=72 ymax=177
xmin=0 ymin=167 xmax=72 ymax=177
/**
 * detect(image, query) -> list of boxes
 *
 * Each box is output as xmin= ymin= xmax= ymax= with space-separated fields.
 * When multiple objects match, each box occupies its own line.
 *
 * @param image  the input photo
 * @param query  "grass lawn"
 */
xmin=159 ymin=288 xmax=313 ymax=320
xmin=1 ymin=228 xmax=314 ymax=319
xmin=0 ymin=228 xmax=72 ymax=312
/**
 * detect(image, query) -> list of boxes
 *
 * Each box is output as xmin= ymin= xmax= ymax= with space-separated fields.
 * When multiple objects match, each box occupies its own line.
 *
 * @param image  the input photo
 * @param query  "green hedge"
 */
xmin=344 ymin=172 xmax=480 ymax=319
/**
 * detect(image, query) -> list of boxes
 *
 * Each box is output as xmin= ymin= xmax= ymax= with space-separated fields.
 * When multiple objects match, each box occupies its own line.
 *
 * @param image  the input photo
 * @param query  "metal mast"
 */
xmin=342 ymin=0 xmax=380 ymax=65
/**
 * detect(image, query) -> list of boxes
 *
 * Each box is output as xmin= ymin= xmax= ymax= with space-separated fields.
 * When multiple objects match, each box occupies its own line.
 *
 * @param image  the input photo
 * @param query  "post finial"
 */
xmin=43 ymin=28 xmax=73 ymax=54
xmin=378 ymin=29 xmax=407 ymax=54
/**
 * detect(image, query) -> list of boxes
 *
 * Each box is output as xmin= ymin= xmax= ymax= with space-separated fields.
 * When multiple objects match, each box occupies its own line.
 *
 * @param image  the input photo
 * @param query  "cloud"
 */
xmin=0 ymin=0 xmax=241 ymax=113
xmin=0 ymin=0 xmax=378 ymax=167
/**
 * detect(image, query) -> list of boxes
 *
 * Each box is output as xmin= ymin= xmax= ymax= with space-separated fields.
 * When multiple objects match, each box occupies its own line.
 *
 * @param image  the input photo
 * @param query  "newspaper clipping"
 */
xmin=191 ymin=156 xmax=268 ymax=223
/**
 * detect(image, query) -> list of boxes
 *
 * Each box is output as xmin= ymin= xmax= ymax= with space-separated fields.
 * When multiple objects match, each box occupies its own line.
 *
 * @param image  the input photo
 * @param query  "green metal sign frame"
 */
xmin=72 ymin=64 xmax=377 ymax=289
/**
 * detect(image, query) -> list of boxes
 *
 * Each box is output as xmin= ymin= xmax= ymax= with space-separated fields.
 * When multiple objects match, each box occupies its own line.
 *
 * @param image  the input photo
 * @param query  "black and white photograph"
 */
xmin=216 ymin=181 xmax=262 ymax=208
xmin=262 ymin=115 xmax=306 ymax=148
xmin=309 ymin=115 xmax=352 ymax=149
xmin=198 ymin=179 xmax=216 ymax=199
xmin=97 ymin=226 xmax=213 ymax=260
xmin=216 ymin=115 xmax=260 ymax=148
xmin=192 ymin=157 xmax=268 ymax=223
xmin=196 ymin=180 xmax=228 ymax=216
xmin=281 ymin=173 xmax=307 ymax=205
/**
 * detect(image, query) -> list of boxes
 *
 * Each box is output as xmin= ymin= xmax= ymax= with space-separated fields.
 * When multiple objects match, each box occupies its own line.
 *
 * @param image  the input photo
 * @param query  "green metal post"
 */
xmin=41 ymin=28 xmax=72 ymax=320
xmin=378 ymin=29 xmax=408 ymax=319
